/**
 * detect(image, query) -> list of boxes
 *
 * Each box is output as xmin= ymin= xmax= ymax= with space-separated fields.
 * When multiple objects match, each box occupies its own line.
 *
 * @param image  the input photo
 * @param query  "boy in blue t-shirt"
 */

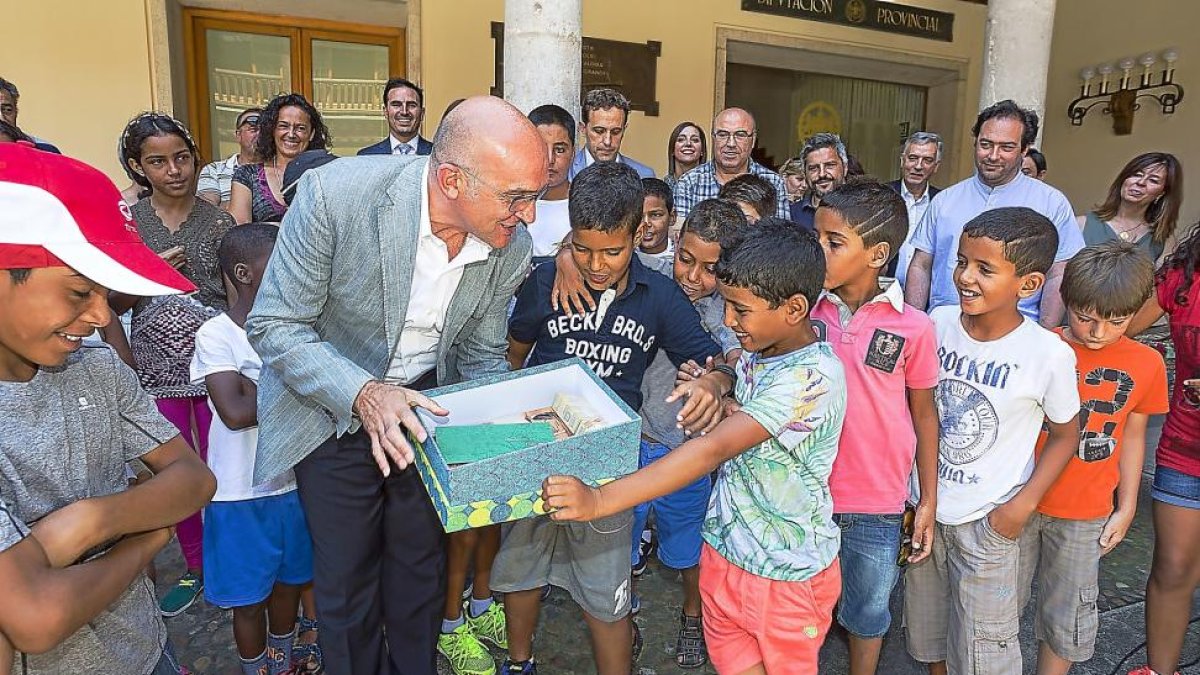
xmin=494 ymin=162 xmax=732 ymax=675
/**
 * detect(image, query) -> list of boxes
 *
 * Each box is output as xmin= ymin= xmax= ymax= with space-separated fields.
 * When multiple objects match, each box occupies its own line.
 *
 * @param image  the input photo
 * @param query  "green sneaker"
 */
xmin=466 ymin=601 xmax=508 ymax=650
xmin=159 ymin=571 xmax=203 ymax=617
xmin=438 ymin=623 xmax=496 ymax=675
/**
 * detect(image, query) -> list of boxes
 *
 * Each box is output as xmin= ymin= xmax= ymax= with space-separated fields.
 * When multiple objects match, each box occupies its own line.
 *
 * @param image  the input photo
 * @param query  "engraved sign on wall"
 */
xmin=741 ymin=0 xmax=955 ymax=43
xmin=491 ymin=22 xmax=661 ymax=116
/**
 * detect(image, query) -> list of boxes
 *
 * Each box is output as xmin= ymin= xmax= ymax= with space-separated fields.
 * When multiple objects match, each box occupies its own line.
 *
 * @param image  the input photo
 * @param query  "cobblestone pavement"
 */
xmin=159 ymin=417 xmax=1200 ymax=674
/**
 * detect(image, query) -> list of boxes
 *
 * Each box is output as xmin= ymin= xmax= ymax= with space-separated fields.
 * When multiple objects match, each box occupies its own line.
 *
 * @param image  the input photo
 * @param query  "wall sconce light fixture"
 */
xmin=1068 ymin=49 xmax=1184 ymax=135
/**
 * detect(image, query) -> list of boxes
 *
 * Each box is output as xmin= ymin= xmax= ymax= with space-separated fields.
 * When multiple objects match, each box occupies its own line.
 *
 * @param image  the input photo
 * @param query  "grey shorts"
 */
xmin=903 ymin=517 xmax=1022 ymax=674
xmin=491 ymin=511 xmax=634 ymax=622
xmin=1017 ymin=513 xmax=1104 ymax=662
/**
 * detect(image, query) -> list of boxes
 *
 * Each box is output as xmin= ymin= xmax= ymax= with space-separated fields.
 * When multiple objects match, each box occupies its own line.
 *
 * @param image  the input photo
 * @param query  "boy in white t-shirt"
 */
xmin=903 ymin=207 xmax=1081 ymax=675
xmin=191 ymin=224 xmax=313 ymax=675
xmin=527 ymin=105 xmax=575 ymax=260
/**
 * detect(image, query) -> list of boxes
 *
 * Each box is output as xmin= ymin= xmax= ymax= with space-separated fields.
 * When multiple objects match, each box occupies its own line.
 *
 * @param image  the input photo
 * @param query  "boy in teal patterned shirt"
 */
xmin=544 ymin=218 xmax=846 ymax=674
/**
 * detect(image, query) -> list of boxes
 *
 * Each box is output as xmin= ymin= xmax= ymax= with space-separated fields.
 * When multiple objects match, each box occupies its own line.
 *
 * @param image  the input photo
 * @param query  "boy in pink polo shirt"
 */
xmin=811 ymin=179 xmax=941 ymax=675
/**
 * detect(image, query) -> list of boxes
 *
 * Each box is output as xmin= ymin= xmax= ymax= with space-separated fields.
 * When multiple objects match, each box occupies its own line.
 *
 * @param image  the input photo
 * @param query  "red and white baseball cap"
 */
xmin=0 ymin=143 xmax=195 ymax=295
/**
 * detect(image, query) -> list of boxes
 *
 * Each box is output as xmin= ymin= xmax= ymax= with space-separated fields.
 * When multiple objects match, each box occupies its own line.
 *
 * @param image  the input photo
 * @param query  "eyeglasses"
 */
xmin=713 ymin=130 xmax=755 ymax=144
xmin=237 ymin=116 xmax=260 ymax=130
xmin=457 ymin=165 xmax=546 ymax=213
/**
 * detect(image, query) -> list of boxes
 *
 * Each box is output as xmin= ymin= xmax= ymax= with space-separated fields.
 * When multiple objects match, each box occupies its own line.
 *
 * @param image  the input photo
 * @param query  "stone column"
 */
xmin=503 ymin=0 xmax=582 ymax=122
xmin=979 ymin=0 xmax=1057 ymax=140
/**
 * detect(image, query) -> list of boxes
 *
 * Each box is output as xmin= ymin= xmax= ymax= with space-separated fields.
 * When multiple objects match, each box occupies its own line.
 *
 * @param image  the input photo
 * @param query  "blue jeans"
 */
xmin=1152 ymin=464 xmax=1200 ymax=509
xmin=834 ymin=512 xmax=903 ymax=638
xmin=630 ymin=440 xmax=710 ymax=569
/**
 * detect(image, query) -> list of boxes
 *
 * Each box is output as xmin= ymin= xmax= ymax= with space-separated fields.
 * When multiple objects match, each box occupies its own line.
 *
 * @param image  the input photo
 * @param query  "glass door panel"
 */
xmin=311 ymin=39 xmax=390 ymax=156
xmin=204 ymin=30 xmax=292 ymax=162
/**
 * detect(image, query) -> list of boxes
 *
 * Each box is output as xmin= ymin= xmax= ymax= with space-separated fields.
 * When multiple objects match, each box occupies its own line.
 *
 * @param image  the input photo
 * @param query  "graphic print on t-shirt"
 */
xmin=934 ymin=344 xmax=1016 ymax=467
xmin=545 ymin=309 xmax=656 ymax=379
xmin=1077 ymin=366 xmax=1134 ymax=462
xmin=811 ymin=319 xmax=828 ymax=342
xmin=864 ymin=329 xmax=905 ymax=373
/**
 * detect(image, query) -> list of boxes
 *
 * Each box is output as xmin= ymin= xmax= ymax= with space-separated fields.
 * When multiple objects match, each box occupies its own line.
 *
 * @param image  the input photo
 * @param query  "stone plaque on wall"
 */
xmin=741 ymin=0 xmax=954 ymax=43
xmin=491 ymin=22 xmax=661 ymax=116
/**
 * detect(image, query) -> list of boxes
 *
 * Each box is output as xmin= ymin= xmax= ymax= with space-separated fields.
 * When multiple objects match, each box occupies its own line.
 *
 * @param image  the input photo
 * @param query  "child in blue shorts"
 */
xmin=191 ymin=223 xmax=313 ymax=675
xmin=632 ymin=199 xmax=745 ymax=668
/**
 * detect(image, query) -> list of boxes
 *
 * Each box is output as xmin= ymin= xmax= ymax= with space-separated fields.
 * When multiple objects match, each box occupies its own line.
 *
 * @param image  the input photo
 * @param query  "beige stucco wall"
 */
xmin=8 ymin=0 xmax=1192 ymax=228
xmin=1042 ymin=0 xmax=1197 ymax=228
xmin=420 ymin=0 xmax=988 ymax=183
xmin=2 ymin=0 xmax=156 ymax=184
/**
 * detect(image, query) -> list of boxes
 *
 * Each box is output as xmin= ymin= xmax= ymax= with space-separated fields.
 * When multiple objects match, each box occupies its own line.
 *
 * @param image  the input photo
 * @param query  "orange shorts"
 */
xmin=699 ymin=544 xmax=841 ymax=674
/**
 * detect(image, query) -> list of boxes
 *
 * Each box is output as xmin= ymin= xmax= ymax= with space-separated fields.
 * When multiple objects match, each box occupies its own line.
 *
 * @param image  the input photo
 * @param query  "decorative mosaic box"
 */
xmin=410 ymin=358 xmax=641 ymax=532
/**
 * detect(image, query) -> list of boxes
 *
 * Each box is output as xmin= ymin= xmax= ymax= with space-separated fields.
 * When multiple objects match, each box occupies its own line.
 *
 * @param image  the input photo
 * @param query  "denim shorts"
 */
xmin=1152 ymin=464 xmax=1200 ymax=509
xmin=630 ymin=439 xmax=711 ymax=570
xmin=834 ymin=512 xmax=903 ymax=638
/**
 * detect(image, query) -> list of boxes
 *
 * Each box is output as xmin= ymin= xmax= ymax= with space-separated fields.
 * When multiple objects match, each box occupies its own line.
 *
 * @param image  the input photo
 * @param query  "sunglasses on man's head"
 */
xmin=238 ymin=116 xmax=260 ymax=129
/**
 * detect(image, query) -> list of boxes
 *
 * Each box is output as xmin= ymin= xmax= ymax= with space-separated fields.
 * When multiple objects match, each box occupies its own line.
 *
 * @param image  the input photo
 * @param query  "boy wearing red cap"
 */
xmin=0 ymin=144 xmax=216 ymax=674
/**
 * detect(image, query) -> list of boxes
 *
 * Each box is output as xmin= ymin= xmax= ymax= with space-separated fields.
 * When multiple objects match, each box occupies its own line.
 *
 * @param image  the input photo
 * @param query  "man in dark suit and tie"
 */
xmin=887 ymin=131 xmax=942 ymax=282
xmin=358 ymin=77 xmax=433 ymax=156
xmin=250 ymin=96 xmax=546 ymax=675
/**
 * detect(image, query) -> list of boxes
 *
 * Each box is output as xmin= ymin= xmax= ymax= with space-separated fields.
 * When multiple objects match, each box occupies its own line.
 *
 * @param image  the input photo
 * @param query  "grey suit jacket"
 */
xmin=246 ymin=156 xmax=532 ymax=483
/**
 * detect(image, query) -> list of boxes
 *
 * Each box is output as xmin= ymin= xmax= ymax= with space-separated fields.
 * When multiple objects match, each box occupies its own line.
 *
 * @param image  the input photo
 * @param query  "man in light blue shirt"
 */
xmin=904 ymin=100 xmax=1083 ymax=326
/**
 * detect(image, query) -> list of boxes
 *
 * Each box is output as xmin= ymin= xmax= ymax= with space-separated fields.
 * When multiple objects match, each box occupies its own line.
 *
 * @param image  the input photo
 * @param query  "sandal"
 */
xmin=631 ymin=620 xmax=644 ymax=664
xmin=674 ymin=613 xmax=708 ymax=669
xmin=292 ymin=616 xmax=324 ymax=674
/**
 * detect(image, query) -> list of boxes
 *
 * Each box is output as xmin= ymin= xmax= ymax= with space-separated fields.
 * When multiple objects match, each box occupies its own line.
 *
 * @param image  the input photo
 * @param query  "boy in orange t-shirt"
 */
xmin=1019 ymin=242 xmax=1170 ymax=675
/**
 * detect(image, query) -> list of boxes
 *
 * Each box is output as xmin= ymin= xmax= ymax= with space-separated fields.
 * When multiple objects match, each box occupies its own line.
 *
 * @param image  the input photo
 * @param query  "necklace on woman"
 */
xmin=1110 ymin=220 xmax=1147 ymax=242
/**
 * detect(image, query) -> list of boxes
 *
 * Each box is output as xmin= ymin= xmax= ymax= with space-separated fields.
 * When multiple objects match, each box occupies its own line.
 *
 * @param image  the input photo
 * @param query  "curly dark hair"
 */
xmin=254 ymin=93 xmax=330 ymax=163
xmin=1161 ymin=223 xmax=1200 ymax=307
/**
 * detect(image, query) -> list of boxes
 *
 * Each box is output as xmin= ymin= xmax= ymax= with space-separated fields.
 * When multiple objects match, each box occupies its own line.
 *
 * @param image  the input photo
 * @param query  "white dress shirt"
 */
xmin=894 ymin=181 xmax=934 ymax=289
xmin=390 ymin=135 xmax=419 ymax=155
xmin=385 ymin=165 xmax=491 ymax=384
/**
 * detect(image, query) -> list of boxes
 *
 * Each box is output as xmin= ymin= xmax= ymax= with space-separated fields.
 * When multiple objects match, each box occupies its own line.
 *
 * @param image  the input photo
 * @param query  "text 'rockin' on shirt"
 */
xmin=508 ymin=255 xmax=721 ymax=410
xmin=924 ymin=306 xmax=1079 ymax=525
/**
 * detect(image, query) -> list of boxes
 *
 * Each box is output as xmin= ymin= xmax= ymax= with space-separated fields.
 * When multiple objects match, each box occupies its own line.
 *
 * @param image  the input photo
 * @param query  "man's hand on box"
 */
xmin=542 ymin=475 xmax=604 ymax=522
xmin=353 ymin=381 xmax=449 ymax=477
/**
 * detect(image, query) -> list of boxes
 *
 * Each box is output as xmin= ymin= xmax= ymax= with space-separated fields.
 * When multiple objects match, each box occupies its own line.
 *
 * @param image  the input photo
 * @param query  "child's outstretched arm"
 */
xmin=1102 ymin=412 xmax=1149 ymax=554
xmin=988 ymin=415 xmax=1080 ymax=540
xmin=908 ymin=386 xmax=939 ymax=563
xmin=543 ymin=412 xmax=770 ymax=521
xmin=0 ymin=525 xmax=170 ymax=654
xmin=204 ymin=372 xmax=259 ymax=430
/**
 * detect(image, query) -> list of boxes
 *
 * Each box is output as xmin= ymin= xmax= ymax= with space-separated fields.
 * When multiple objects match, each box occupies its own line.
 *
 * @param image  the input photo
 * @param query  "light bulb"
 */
xmin=1118 ymin=57 xmax=1136 ymax=71
xmin=1163 ymin=48 xmax=1179 ymax=63
xmin=1098 ymin=63 xmax=1115 ymax=75
xmin=1139 ymin=52 xmax=1157 ymax=67
xmin=1080 ymin=67 xmax=1096 ymax=80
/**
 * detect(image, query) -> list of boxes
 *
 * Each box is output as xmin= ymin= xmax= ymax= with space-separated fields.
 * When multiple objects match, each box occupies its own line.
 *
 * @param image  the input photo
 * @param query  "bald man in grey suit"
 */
xmin=247 ymin=97 xmax=548 ymax=675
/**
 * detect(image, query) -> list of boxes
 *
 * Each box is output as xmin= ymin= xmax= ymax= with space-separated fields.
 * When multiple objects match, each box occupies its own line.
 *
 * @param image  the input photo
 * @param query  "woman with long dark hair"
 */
xmin=664 ymin=121 xmax=706 ymax=190
xmin=1077 ymin=152 xmax=1183 ymax=261
xmin=112 ymin=112 xmax=236 ymax=617
xmin=229 ymin=93 xmax=330 ymax=224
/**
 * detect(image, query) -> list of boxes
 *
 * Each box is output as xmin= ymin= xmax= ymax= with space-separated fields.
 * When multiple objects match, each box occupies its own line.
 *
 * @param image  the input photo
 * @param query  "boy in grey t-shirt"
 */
xmin=0 ymin=144 xmax=216 ymax=674
xmin=633 ymin=200 xmax=745 ymax=669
